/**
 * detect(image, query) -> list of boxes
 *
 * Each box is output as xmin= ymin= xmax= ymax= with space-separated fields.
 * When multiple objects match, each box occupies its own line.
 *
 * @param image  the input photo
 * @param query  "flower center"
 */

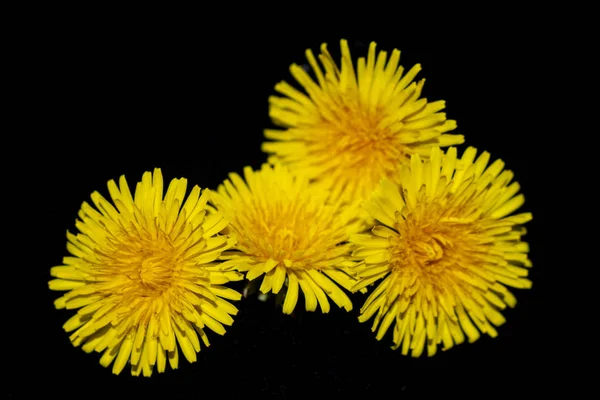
xmin=326 ymin=104 xmax=400 ymax=167
xmin=137 ymin=248 xmax=177 ymax=291
xmin=310 ymin=100 xmax=405 ymax=201
xmin=392 ymin=226 xmax=449 ymax=276
xmin=390 ymin=210 xmax=483 ymax=280
xmin=233 ymin=200 xmax=341 ymax=269
xmin=97 ymin=228 xmax=182 ymax=296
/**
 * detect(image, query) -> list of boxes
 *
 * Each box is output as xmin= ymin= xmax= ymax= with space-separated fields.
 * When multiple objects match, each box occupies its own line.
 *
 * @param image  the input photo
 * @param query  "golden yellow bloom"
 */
xmin=263 ymin=39 xmax=464 ymax=207
xmin=351 ymin=147 xmax=532 ymax=357
xmin=209 ymin=163 xmax=362 ymax=314
xmin=49 ymin=169 xmax=242 ymax=376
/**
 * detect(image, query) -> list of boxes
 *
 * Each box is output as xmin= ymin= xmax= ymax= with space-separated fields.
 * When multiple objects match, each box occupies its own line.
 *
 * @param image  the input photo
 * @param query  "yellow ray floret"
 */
xmin=49 ymin=169 xmax=242 ymax=376
xmin=350 ymin=147 xmax=532 ymax=357
xmin=209 ymin=163 xmax=363 ymax=314
xmin=263 ymin=39 xmax=464 ymax=207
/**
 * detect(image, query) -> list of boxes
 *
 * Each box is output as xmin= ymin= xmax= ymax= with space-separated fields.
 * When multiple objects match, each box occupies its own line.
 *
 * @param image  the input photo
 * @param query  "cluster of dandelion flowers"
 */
xmin=209 ymin=163 xmax=364 ymax=315
xmin=48 ymin=169 xmax=243 ymax=376
xmin=262 ymin=39 xmax=464 ymax=209
xmin=351 ymin=147 xmax=532 ymax=357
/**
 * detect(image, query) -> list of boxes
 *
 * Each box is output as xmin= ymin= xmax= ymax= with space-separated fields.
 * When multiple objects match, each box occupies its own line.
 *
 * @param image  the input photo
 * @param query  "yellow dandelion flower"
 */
xmin=48 ymin=169 xmax=242 ymax=377
xmin=350 ymin=147 xmax=532 ymax=357
xmin=263 ymin=39 xmax=464 ymax=207
xmin=209 ymin=163 xmax=362 ymax=315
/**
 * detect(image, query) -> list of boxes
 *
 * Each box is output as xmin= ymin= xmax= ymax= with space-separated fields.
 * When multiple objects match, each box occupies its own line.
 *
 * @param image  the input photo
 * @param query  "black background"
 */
xmin=11 ymin=8 xmax=556 ymax=398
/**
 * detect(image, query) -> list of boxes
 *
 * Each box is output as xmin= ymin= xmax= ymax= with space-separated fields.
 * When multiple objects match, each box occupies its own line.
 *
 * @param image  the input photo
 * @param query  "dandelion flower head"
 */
xmin=210 ymin=163 xmax=363 ymax=315
xmin=49 ymin=169 xmax=242 ymax=376
xmin=263 ymin=39 xmax=464 ymax=207
xmin=351 ymin=147 xmax=532 ymax=357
